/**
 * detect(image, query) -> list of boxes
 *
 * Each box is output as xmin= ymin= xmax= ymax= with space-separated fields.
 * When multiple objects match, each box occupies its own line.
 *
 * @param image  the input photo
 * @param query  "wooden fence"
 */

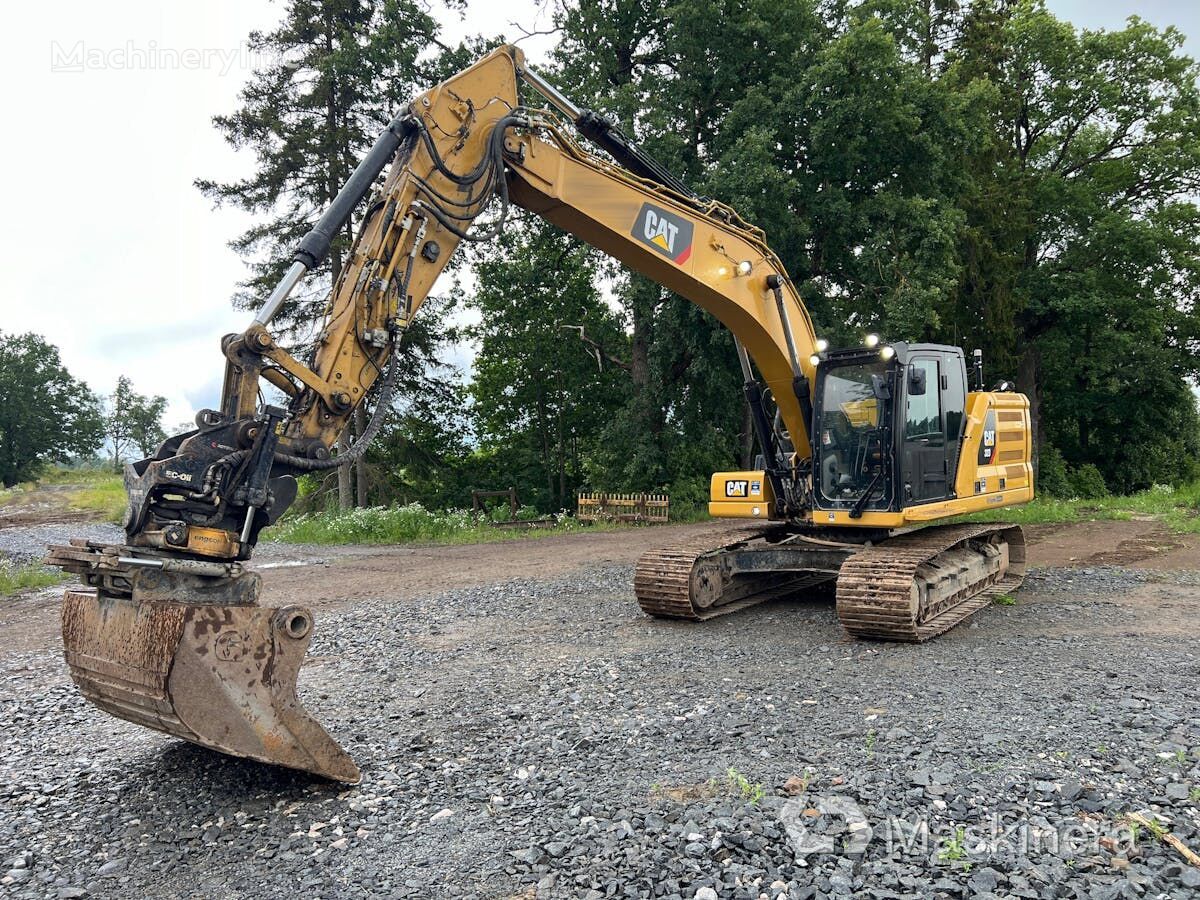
xmin=577 ymin=492 xmax=669 ymax=524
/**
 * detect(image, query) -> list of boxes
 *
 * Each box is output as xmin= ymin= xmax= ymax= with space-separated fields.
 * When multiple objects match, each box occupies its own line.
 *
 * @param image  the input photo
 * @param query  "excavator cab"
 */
xmin=812 ymin=342 xmax=969 ymax=516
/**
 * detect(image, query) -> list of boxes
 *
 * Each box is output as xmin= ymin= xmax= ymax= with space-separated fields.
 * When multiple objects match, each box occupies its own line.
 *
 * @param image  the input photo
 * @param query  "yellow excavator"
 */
xmin=48 ymin=45 xmax=1031 ymax=783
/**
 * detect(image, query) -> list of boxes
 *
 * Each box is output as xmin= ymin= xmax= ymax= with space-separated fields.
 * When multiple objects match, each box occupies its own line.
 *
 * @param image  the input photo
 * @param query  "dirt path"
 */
xmin=0 ymin=482 xmax=100 ymax=529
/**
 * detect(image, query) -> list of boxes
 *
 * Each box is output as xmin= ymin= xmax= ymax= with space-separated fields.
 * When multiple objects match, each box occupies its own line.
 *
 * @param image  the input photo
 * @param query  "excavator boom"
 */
xmin=47 ymin=45 xmax=1032 ymax=781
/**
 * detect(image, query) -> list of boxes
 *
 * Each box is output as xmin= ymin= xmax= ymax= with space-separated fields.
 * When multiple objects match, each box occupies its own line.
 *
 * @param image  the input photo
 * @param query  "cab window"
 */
xmin=905 ymin=359 xmax=941 ymax=441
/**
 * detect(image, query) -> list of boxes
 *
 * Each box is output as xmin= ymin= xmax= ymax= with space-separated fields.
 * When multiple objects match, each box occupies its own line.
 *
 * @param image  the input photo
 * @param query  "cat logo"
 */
xmin=977 ymin=410 xmax=998 ymax=465
xmin=632 ymin=202 xmax=694 ymax=265
xmin=725 ymin=479 xmax=749 ymax=498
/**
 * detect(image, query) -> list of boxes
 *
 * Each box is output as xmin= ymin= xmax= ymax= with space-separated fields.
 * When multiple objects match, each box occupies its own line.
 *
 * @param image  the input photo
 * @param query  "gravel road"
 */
xmin=1 ymin=524 xmax=1198 ymax=899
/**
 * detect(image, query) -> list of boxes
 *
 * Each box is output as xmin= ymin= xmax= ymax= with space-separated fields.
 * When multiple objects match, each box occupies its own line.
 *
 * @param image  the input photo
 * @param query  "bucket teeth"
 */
xmin=61 ymin=589 xmax=360 ymax=783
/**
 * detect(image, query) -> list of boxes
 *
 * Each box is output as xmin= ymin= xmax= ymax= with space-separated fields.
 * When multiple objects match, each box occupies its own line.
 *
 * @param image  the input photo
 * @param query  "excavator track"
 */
xmin=835 ymin=523 xmax=1025 ymax=642
xmin=635 ymin=522 xmax=1025 ymax=640
xmin=634 ymin=526 xmax=840 ymax=620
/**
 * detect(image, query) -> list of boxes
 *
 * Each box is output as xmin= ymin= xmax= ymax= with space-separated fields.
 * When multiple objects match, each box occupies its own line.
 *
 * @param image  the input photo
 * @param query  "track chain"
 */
xmin=633 ymin=526 xmax=780 ymax=620
xmin=835 ymin=523 xmax=1026 ymax=642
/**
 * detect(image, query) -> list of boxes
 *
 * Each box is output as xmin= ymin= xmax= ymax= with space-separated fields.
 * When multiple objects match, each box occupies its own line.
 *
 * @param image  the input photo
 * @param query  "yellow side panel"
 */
xmin=709 ymin=471 xmax=776 ymax=520
xmin=811 ymin=484 xmax=1034 ymax=528
xmin=955 ymin=391 xmax=1034 ymax=499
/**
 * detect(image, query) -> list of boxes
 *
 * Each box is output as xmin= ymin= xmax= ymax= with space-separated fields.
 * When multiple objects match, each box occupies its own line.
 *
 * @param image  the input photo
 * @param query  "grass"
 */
xmin=0 ymin=465 xmax=126 ymax=524
xmin=722 ymin=767 xmax=765 ymax=805
xmin=265 ymin=502 xmax=630 ymax=546
xmin=0 ymin=561 xmax=67 ymax=597
xmin=67 ymin=474 xmax=126 ymax=523
xmin=649 ymin=767 xmax=765 ymax=806
xmin=39 ymin=466 xmax=120 ymax=486
xmin=956 ymin=481 xmax=1200 ymax=534
xmin=938 ymin=826 xmax=970 ymax=869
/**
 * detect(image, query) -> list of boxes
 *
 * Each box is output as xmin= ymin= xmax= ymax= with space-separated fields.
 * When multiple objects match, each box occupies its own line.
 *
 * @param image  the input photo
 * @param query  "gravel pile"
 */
xmin=1 ymin=563 xmax=1198 ymax=899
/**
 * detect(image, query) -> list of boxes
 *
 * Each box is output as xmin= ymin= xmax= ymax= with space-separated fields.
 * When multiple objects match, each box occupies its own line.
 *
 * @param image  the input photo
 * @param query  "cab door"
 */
xmin=902 ymin=357 xmax=948 ymax=503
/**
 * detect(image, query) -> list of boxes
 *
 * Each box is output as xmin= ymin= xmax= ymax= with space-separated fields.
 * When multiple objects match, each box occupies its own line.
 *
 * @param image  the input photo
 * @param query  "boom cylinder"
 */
xmin=254 ymin=112 xmax=418 ymax=326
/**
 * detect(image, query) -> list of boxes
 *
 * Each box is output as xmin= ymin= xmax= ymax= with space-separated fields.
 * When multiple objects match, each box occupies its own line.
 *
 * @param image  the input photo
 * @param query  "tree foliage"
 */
xmin=199 ymin=0 xmax=476 ymax=508
xmin=204 ymin=0 xmax=1200 ymax=511
xmin=0 ymin=333 xmax=103 ymax=486
xmin=466 ymin=221 xmax=628 ymax=510
xmin=103 ymin=376 xmax=168 ymax=466
xmin=457 ymin=0 xmax=1200 ymax=505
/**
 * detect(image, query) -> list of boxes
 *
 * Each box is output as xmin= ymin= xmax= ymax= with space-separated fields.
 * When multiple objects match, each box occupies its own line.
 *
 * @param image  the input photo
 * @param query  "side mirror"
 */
xmin=870 ymin=373 xmax=891 ymax=401
xmin=908 ymin=366 xmax=927 ymax=396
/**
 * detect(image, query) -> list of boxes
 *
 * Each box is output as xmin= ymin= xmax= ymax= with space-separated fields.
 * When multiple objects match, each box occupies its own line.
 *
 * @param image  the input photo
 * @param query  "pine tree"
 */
xmin=196 ymin=0 xmax=450 ymax=508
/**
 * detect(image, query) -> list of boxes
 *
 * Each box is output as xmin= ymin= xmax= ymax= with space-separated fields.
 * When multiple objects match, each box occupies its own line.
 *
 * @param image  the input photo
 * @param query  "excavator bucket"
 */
xmin=60 ymin=587 xmax=360 ymax=783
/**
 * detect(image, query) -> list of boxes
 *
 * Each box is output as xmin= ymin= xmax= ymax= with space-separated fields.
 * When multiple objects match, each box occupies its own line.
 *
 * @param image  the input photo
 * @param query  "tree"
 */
xmin=103 ymin=376 xmax=167 ymax=467
xmin=529 ymin=0 xmax=1200 ymax=498
xmin=945 ymin=1 xmax=1200 ymax=488
xmin=197 ymin=0 xmax=457 ymax=508
xmin=466 ymin=220 xmax=628 ymax=511
xmin=0 ymin=333 xmax=103 ymax=486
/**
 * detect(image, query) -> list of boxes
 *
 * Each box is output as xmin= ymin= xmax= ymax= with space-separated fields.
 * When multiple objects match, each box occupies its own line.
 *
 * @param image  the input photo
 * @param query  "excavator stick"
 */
xmin=49 ymin=543 xmax=359 ymax=783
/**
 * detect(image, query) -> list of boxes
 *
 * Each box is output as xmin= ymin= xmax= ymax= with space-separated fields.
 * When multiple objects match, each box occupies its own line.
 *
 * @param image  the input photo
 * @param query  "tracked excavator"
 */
xmin=47 ymin=45 xmax=1032 ymax=783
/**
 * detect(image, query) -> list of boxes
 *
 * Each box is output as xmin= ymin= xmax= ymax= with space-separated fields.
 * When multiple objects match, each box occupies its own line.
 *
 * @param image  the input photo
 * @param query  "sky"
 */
xmin=1 ymin=0 xmax=1196 ymax=426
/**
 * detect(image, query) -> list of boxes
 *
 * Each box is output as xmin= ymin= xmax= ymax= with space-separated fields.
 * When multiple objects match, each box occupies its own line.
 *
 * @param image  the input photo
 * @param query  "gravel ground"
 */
xmin=2 ymin=555 xmax=1199 ymax=899
xmin=0 ymin=525 xmax=123 ymax=565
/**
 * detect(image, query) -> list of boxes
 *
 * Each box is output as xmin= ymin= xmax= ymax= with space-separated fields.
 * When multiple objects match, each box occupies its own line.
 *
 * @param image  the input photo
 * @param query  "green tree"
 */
xmin=197 ymin=0 xmax=457 ymax=508
xmin=541 ymin=0 xmax=978 ymax=499
xmin=466 ymin=221 xmax=628 ymax=511
xmin=535 ymin=0 xmax=1200 ymax=497
xmin=103 ymin=376 xmax=168 ymax=467
xmin=948 ymin=1 xmax=1200 ymax=488
xmin=0 ymin=333 xmax=103 ymax=486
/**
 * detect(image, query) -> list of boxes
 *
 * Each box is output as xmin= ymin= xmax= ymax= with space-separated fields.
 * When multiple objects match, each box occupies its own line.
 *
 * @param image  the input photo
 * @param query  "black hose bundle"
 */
xmin=231 ymin=114 xmax=524 ymax=476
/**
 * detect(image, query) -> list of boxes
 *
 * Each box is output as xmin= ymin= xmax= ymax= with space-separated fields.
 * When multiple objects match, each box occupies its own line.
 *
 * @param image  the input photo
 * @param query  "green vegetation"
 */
xmin=648 ymin=770 xmax=765 ymax=805
xmin=0 ymin=561 xmax=67 ymax=597
xmin=993 ymin=593 xmax=1017 ymax=606
xmin=101 ymin=375 xmax=167 ymax=467
xmin=721 ymin=767 xmax=765 ymax=805
xmin=960 ymin=481 xmax=1200 ymax=534
xmin=0 ymin=466 xmax=126 ymax=523
xmin=0 ymin=332 xmax=103 ymax=487
xmin=187 ymin=1 xmax=1200 ymax=515
xmin=938 ymin=826 xmax=970 ymax=867
xmin=67 ymin=473 xmax=126 ymax=523
xmin=265 ymin=503 xmax=623 ymax=546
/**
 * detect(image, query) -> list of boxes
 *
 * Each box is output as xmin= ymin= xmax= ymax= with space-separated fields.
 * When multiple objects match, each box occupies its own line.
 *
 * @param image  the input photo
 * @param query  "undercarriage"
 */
xmin=634 ymin=522 xmax=1026 ymax=641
